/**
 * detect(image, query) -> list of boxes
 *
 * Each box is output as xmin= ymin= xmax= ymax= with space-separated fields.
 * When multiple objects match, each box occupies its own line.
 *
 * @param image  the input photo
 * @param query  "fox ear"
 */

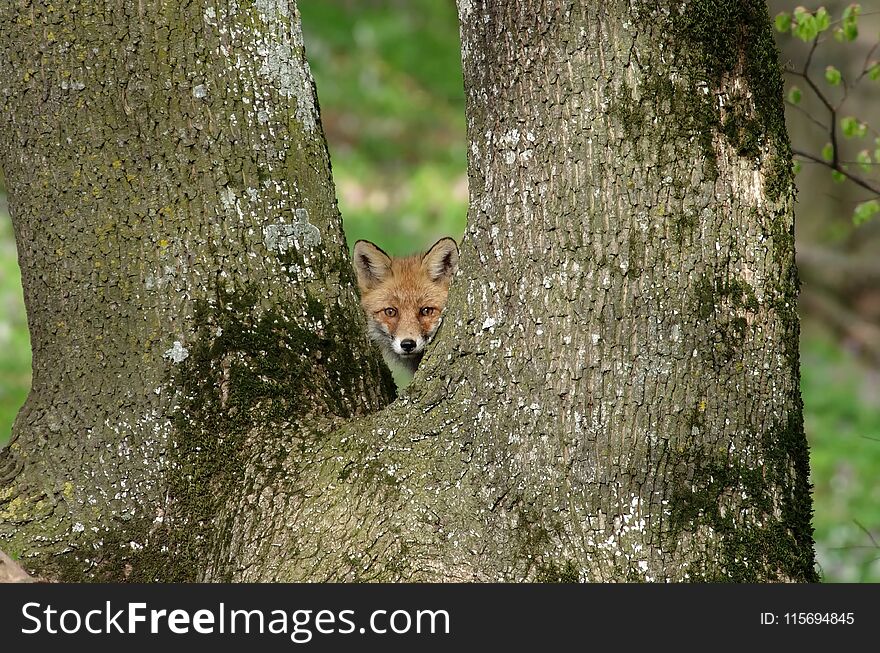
xmin=422 ymin=237 xmax=459 ymax=283
xmin=353 ymin=240 xmax=392 ymax=290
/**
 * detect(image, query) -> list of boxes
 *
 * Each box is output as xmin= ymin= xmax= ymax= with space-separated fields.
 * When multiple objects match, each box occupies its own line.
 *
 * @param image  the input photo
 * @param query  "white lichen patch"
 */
xmin=254 ymin=0 xmax=291 ymax=20
xmin=219 ymin=186 xmax=238 ymax=213
xmin=263 ymin=224 xmax=295 ymax=254
xmin=163 ymin=341 xmax=190 ymax=363
xmin=205 ymin=1 xmax=317 ymax=135
xmin=500 ymin=128 xmax=531 ymax=166
xmin=501 ymin=129 xmax=520 ymax=147
xmin=263 ymin=207 xmax=321 ymax=253
xmin=253 ymin=0 xmax=318 ymax=132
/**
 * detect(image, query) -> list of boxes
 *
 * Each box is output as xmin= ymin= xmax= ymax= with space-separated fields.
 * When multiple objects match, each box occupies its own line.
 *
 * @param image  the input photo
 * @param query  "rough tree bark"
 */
xmin=0 ymin=0 xmax=394 ymax=580
xmin=0 ymin=0 xmax=816 ymax=582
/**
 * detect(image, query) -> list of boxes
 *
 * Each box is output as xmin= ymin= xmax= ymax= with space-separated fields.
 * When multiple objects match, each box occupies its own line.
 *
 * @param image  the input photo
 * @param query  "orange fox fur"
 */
xmin=353 ymin=237 xmax=459 ymax=374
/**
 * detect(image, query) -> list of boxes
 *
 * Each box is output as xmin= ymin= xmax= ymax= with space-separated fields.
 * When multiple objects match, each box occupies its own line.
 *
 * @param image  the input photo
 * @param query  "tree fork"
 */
xmin=221 ymin=0 xmax=816 ymax=582
xmin=0 ymin=0 xmax=816 ymax=581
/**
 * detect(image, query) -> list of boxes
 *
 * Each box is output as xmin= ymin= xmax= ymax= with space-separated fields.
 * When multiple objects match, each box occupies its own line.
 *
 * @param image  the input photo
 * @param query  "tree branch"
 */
xmin=855 ymin=41 xmax=880 ymax=85
xmin=784 ymin=99 xmax=829 ymax=133
xmin=791 ymin=148 xmax=880 ymax=196
xmin=786 ymin=69 xmax=839 ymax=167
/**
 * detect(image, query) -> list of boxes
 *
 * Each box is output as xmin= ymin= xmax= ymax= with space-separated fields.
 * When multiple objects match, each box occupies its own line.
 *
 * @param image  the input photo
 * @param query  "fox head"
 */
xmin=353 ymin=237 xmax=459 ymax=373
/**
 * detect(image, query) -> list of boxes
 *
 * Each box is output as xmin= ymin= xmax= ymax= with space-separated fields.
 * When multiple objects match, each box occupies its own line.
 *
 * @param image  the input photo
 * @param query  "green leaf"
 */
xmin=841 ymin=116 xmax=861 ymax=137
xmin=775 ymin=12 xmax=792 ymax=33
xmin=825 ymin=65 xmax=842 ymax=86
xmin=815 ymin=7 xmax=831 ymax=32
xmin=841 ymin=3 xmax=860 ymax=40
xmin=868 ymin=62 xmax=880 ymax=81
xmin=842 ymin=3 xmax=861 ymax=20
xmin=831 ymin=170 xmax=846 ymax=183
xmin=793 ymin=14 xmax=819 ymax=41
xmin=787 ymin=86 xmax=803 ymax=104
xmin=833 ymin=26 xmax=846 ymax=42
xmin=856 ymin=149 xmax=871 ymax=173
xmin=853 ymin=199 xmax=880 ymax=226
xmin=822 ymin=142 xmax=834 ymax=161
xmin=793 ymin=160 xmax=802 ymax=175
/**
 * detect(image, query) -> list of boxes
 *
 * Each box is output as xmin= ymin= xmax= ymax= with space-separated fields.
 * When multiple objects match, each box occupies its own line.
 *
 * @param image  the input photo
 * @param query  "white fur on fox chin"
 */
xmin=371 ymin=317 xmax=442 ymax=375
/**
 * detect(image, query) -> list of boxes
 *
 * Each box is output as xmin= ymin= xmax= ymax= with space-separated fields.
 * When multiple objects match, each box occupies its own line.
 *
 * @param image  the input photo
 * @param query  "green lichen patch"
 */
xmin=621 ymin=1 xmax=794 ymax=202
xmin=146 ymin=282 xmax=394 ymax=581
xmin=692 ymin=272 xmax=759 ymax=368
xmin=667 ymin=418 xmax=817 ymax=582
xmin=759 ymin=412 xmax=817 ymax=580
xmin=669 ymin=0 xmax=793 ymax=202
xmin=694 ymin=272 xmax=759 ymax=319
xmin=536 ymin=559 xmax=580 ymax=583
xmin=610 ymin=74 xmax=721 ymax=185
xmin=672 ymin=1 xmax=786 ymax=135
xmin=721 ymin=103 xmax=762 ymax=159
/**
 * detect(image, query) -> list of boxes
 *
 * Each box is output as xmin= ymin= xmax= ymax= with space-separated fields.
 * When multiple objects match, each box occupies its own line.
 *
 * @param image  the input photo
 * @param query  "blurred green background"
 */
xmin=0 ymin=0 xmax=878 ymax=581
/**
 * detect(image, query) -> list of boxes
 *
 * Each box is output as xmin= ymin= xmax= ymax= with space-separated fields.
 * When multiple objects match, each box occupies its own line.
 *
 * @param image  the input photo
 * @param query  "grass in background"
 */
xmin=299 ymin=0 xmax=468 ymax=256
xmin=299 ymin=0 xmax=468 ymax=386
xmin=0 ymin=204 xmax=30 ymax=444
xmin=801 ymin=329 xmax=880 ymax=582
xmin=0 ymin=0 xmax=877 ymax=582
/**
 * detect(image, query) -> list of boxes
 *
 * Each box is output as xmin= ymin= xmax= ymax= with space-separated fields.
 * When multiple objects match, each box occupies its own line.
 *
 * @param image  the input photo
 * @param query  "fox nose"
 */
xmin=400 ymin=339 xmax=417 ymax=353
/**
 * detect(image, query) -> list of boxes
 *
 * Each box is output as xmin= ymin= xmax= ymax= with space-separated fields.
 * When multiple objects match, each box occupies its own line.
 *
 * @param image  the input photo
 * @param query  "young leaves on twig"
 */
xmin=776 ymin=4 xmax=880 ymax=226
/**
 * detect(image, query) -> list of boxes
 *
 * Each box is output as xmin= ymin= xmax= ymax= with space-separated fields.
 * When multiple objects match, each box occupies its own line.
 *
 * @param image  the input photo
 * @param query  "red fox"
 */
xmin=353 ymin=237 xmax=459 ymax=374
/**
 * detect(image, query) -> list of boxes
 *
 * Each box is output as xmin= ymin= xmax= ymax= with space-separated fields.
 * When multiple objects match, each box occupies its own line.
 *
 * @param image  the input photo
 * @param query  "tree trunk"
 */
xmin=0 ymin=0 xmax=394 ymax=580
xmin=0 ymin=0 xmax=816 ymax=582
xmin=417 ymin=0 xmax=815 ymax=582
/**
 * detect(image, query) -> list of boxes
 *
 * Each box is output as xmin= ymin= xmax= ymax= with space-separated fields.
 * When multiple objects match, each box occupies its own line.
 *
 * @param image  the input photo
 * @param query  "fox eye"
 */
xmin=383 ymin=307 xmax=398 ymax=317
xmin=420 ymin=307 xmax=435 ymax=317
